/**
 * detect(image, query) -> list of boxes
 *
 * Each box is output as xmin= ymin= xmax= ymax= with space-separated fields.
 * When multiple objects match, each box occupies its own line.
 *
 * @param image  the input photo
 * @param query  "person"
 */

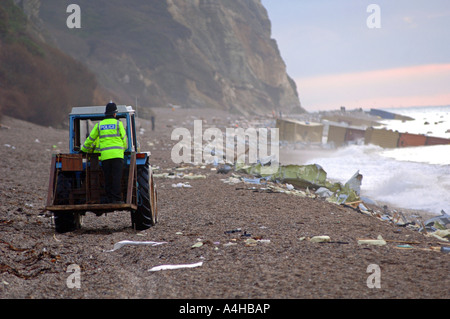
xmin=151 ymin=115 xmax=155 ymax=131
xmin=81 ymin=102 xmax=127 ymax=204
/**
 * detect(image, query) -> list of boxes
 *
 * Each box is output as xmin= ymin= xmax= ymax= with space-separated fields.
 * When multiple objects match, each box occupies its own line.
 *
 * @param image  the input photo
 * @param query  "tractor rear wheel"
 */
xmin=54 ymin=212 xmax=82 ymax=233
xmin=131 ymin=163 xmax=157 ymax=230
xmin=53 ymin=173 xmax=82 ymax=233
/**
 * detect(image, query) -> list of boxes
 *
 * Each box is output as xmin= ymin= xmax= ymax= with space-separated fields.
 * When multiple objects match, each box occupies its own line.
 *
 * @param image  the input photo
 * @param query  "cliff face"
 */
xmin=0 ymin=0 xmax=104 ymax=127
xmin=164 ymin=0 xmax=302 ymax=115
xmin=36 ymin=0 xmax=303 ymax=115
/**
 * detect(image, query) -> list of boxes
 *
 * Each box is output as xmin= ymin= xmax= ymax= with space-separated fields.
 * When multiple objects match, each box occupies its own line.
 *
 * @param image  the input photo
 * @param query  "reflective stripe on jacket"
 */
xmin=82 ymin=119 xmax=127 ymax=160
xmin=81 ymin=138 xmax=102 ymax=160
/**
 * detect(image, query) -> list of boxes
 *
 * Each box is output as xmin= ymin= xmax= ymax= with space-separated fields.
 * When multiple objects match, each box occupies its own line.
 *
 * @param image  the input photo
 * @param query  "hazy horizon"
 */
xmin=262 ymin=0 xmax=450 ymax=112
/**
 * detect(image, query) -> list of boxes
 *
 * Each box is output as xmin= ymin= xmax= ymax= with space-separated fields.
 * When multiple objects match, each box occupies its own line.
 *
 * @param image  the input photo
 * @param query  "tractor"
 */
xmin=45 ymin=105 xmax=158 ymax=233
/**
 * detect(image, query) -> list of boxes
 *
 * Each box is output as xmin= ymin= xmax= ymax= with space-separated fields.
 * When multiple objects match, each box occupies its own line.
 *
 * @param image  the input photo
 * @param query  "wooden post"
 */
xmin=126 ymin=153 xmax=136 ymax=205
xmin=46 ymin=155 xmax=57 ymax=208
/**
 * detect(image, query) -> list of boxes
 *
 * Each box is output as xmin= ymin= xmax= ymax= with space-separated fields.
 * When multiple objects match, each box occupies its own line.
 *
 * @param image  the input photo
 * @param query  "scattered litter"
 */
xmin=242 ymin=177 xmax=264 ymax=185
xmin=286 ymin=183 xmax=294 ymax=190
xmin=172 ymin=182 xmax=192 ymax=188
xmin=106 ymin=240 xmax=167 ymax=252
xmin=223 ymin=242 xmax=237 ymax=247
xmin=183 ymin=174 xmax=206 ymax=180
xmin=217 ymin=165 xmax=232 ymax=174
xmin=309 ymin=236 xmax=331 ymax=243
xmin=358 ymin=203 xmax=370 ymax=213
xmin=315 ymin=187 xmax=333 ymax=198
xmin=154 ymin=173 xmax=175 ymax=179
xmin=244 ymin=238 xmax=258 ymax=246
xmin=422 ymin=210 xmax=450 ymax=232
xmin=4 ymin=144 xmax=16 ymax=149
xmin=385 ymin=239 xmax=420 ymax=245
xmin=221 ymin=176 xmax=241 ymax=184
xmin=175 ymin=232 xmax=183 ymax=235
xmin=425 ymin=229 xmax=450 ymax=242
xmin=441 ymin=247 xmax=450 ymax=253
xmin=344 ymin=170 xmax=362 ymax=195
xmin=191 ymin=241 xmax=204 ymax=248
xmin=148 ymin=261 xmax=203 ymax=272
xmin=396 ymin=244 xmax=413 ymax=249
xmin=224 ymin=228 xmax=242 ymax=234
xmin=357 ymin=235 xmax=387 ymax=246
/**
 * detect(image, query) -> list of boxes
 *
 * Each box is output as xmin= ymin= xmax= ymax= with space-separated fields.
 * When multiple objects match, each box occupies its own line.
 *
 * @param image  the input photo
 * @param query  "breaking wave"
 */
xmin=303 ymin=144 xmax=450 ymax=215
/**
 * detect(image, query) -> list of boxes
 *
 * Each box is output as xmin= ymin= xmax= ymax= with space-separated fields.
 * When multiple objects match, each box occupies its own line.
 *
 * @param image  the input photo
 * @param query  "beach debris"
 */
xmin=315 ymin=187 xmax=334 ymax=198
xmin=385 ymin=239 xmax=420 ymax=245
xmin=224 ymin=228 xmax=242 ymax=234
xmin=241 ymin=231 xmax=252 ymax=237
xmin=441 ymin=247 xmax=450 ymax=253
xmin=309 ymin=236 xmax=331 ymax=243
xmin=217 ymin=164 xmax=232 ymax=174
xmin=183 ymin=174 xmax=207 ymax=180
xmin=358 ymin=203 xmax=371 ymax=214
xmin=425 ymin=229 xmax=450 ymax=242
xmin=148 ymin=261 xmax=203 ymax=272
xmin=221 ymin=176 xmax=242 ymax=184
xmin=191 ymin=241 xmax=204 ymax=248
xmin=223 ymin=242 xmax=237 ymax=247
xmin=244 ymin=238 xmax=271 ymax=246
xmin=344 ymin=171 xmax=363 ymax=195
xmin=154 ymin=166 xmax=207 ymax=180
xmin=396 ymin=244 xmax=414 ymax=249
xmin=242 ymin=177 xmax=266 ymax=185
xmin=172 ymin=182 xmax=192 ymax=188
xmin=235 ymin=162 xmax=360 ymax=205
xmin=357 ymin=235 xmax=387 ymax=246
xmin=286 ymin=183 xmax=294 ymax=190
xmin=4 ymin=144 xmax=16 ymax=149
xmin=244 ymin=238 xmax=258 ymax=246
xmin=421 ymin=210 xmax=450 ymax=232
xmin=153 ymin=172 xmax=176 ymax=179
xmin=106 ymin=240 xmax=167 ymax=252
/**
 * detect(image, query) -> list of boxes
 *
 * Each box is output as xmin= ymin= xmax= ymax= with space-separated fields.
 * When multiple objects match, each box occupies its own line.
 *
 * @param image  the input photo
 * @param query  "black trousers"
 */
xmin=102 ymin=158 xmax=124 ymax=203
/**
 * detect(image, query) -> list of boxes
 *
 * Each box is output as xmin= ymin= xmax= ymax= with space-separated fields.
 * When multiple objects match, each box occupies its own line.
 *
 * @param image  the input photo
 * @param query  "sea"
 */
xmin=280 ymin=106 xmax=450 ymax=216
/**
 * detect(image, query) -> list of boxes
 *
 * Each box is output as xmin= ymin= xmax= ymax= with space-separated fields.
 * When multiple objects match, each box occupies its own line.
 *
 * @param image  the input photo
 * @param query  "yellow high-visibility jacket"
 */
xmin=82 ymin=119 xmax=127 ymax=161
xmin=81 ymin=137 xmax=102 ymax=160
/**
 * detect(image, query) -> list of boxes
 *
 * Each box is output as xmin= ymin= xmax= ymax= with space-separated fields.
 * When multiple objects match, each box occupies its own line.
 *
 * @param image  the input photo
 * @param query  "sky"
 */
xmin=261 ymin=0 xmax=450 ymax=112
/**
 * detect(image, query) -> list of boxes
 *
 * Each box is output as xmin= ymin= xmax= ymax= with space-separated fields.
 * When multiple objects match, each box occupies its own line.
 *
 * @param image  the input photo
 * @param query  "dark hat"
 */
xmin=105 ymin=102 xmax=118 ymax=115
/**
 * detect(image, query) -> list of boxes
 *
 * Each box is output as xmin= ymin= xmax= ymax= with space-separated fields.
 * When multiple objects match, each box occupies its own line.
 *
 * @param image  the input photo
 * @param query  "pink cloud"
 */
xmin=296 ymin=64 xmax=450 ymax=111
